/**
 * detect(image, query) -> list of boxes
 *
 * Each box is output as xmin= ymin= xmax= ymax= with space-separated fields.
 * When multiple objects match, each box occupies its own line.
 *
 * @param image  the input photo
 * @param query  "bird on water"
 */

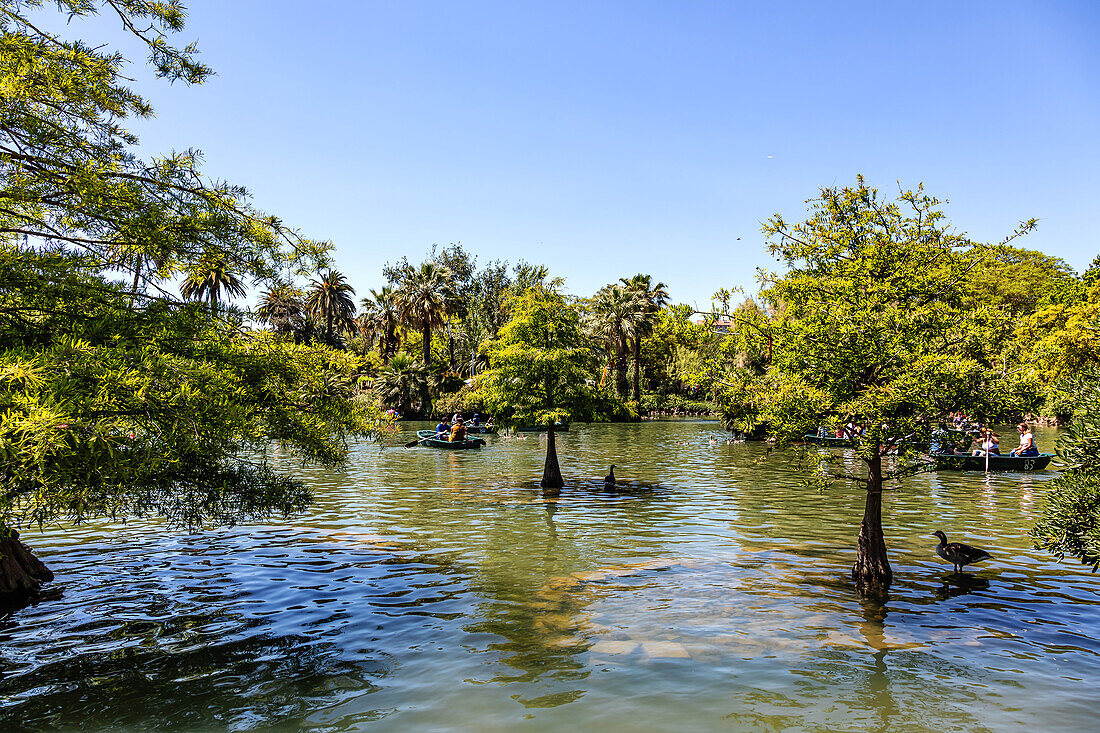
xmin=603 ymin=465 xmax=615 ymax=490
xmin=933 ymin=530 xmax=992 ymax=573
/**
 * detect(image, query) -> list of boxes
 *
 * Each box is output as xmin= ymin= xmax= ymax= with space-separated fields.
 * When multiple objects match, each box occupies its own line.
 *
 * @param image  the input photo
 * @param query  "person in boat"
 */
xmin=484 ymin=415 xmax=494 ymax=429
xmin=931 ymin=422 xmax=968 ymax=455
xmin=435 ymin=417 xmax=451 ymax=438
xmin=470 ymin=413 xmax=480 ymax=427
xmin=970 ymin=427 xmax=1000 ymax=457
xmin=1009 ymin=422 xmax=1039 ymax=457
xmin=450 ymin=417 xmax=467 ymax=443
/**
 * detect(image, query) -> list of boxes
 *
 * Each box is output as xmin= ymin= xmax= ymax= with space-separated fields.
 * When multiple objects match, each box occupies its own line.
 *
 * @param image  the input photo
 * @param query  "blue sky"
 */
xmin=47 ymin=1 xmax=1100 ymax=307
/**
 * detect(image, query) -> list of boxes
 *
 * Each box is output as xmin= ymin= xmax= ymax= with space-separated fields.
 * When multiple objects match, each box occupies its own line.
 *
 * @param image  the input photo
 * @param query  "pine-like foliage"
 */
xmin=1032 ymin=369 xmax=1100 ymax=570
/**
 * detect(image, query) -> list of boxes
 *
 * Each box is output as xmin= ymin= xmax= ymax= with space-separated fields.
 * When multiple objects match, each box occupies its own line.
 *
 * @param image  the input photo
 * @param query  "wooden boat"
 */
xmin=415 ymin=430 xmax=486 ymax=449
xmin=515 ymin=423 xmax=570 ymax=432
xmin=463 ymin=425 xmax=496 ymax=434
xmin=931 ymin=453 xmax=1054 ymax=472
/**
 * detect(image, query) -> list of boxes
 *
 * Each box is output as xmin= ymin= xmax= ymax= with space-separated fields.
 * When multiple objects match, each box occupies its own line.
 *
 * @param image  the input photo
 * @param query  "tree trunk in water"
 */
xmin=422 ymin=326 xmax=432 ymax=366
xmin=0 ymin=529 xmax=54 ymax=605
xmin=632 ymin=336 xmax=642 ymax=402
xmin=853 ymin=451 xmax=892 ymax=594
xmin=541 ymin=425 xmax=564 ymax=494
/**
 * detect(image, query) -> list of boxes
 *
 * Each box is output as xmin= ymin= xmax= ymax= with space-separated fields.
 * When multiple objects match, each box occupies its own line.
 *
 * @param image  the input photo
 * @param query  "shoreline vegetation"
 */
xmin=2 ymin=2 xmax=1099 ymax=607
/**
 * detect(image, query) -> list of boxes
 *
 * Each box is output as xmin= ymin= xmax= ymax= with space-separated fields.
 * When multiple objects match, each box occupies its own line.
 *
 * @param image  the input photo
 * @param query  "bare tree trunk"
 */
xmin=0 ymin=529 xmax=54 ymax=606
xmin=422 ymin=325 xmax=432 ymax=366
xmin=632 ymin=336 xmax=642 ymax=402
xmin=853 ymin=450 xmax=892 ymax=594
xmin=541 ymin=424 xmax=564 ymax=494
xmin=615 ymin=337 xmax=629 ymax=398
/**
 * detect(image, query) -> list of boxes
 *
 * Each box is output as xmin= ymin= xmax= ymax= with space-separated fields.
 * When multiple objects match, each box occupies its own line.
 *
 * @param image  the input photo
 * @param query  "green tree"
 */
xmin=0 ymin=1 xmax=328 ymax=292
xmin=0 ymin=2 xmax=378 ymax=604
xmin=358 ymin=286 xmax=401 ymax=363
xmin=481 ymin=284 xmax=598 ymax=492
xmin=620 ymin=274 xmax=669 ymax=401
xmin=394 ymin=262 xmax=456 ymax=367
xmin=588 ymin=283 xmax=637 ymax=398
xmin=255 ymin=282 xmax=305 ymax=338
xmin=179 ymin=253 xmax=248 ymax=313
xmin=0 ymin=249 xmax=386 ymax=602
xmin=375 ymin=352 xmax=429 ymax=417
xmin=722 ymin=178 xmax=1032 ymax=593
xmin=305 ymin=269 xmax=357 ymax=347
xmin=1031 ymin=369 xmax=1100 ymax=570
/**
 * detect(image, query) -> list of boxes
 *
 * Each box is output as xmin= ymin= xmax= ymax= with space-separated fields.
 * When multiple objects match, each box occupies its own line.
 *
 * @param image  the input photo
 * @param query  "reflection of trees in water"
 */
xmin=456 ymin=491 xmax=680 ymax=708
xmin=316 ymin=474 xmax=678 ymax=710
xmin=0 ymin=614 xmax=391 ymax=731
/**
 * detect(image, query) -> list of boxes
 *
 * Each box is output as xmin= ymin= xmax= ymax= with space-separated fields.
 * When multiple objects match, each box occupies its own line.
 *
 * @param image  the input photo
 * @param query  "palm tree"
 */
xmin=621 ymin=274 xmax=670 ymax=401
xmin=395 ymin=262 xmax=456 ymax=367
xmin=358 ymin=286 xmax=401 ymax=363
xmin=376 ymin=352 xmax=429 ymax=416
xmin=180 ymin=252 xmax=247 ymax=312
xmin=255 ymin=282 xmax=304 ymax=337
xmin=305 ymin=269 xmax=357 ymax=347
xmin=589 ymin=283 xmax=638 ymax=399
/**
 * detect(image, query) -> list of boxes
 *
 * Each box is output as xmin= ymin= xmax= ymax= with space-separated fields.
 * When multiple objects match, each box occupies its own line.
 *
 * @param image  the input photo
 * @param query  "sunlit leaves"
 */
xmin=480 ymin=285 xmax=599 ymax=428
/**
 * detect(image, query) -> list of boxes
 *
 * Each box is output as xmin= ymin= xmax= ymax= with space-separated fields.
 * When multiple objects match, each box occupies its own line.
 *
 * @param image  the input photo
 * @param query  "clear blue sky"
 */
xmin=51 ymin=1 xmax=1100 ymax=307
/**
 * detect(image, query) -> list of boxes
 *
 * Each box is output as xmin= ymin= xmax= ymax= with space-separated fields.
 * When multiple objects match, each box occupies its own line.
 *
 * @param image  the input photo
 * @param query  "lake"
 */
xmin=2 ymin=419 xmax=1096 ymax=731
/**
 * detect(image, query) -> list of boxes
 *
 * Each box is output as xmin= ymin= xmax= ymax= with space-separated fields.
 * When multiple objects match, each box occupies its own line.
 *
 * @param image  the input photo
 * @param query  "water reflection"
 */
xmin=2 ymin=420 xmax=1097 ymax=731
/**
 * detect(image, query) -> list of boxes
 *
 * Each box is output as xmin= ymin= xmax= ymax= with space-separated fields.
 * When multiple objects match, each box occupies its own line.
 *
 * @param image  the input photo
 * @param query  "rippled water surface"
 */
xmin=2 ymin=420 xmax=1097 ymax=731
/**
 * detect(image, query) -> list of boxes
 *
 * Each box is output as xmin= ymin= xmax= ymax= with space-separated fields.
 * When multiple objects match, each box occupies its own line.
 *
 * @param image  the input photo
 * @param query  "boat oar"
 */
xmin=984 ymin=427 xmax=990 ymax=473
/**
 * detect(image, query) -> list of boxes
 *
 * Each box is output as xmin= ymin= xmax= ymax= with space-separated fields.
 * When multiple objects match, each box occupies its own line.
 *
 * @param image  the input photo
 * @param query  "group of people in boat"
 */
xmin=932 ymin=421 xmax=1040 ymax=458
xmin=433 ymin=413 xmax=492 ymax=442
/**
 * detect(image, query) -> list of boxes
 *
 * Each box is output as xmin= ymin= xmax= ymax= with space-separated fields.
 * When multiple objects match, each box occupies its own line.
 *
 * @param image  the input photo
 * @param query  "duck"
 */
xmin=933 ymin=530 xmax=992 ymax=573
xmin=603 ymin=465 xmax=615 ymax=490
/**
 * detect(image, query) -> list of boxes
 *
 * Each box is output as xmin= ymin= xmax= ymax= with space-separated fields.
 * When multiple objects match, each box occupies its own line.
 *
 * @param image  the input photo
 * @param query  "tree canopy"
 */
xmin=480 ymin=283 xmax=599 ymax=489
xmin=0 ymin=1 xmax=384 ymax=603
xmin=720 ymin=177 xmax=1034 ymax=592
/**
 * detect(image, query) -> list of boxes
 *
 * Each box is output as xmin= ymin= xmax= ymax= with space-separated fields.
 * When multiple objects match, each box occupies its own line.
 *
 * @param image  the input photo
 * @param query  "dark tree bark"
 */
xmin=0 ymin=529 xmax=54 ymax=606
xmin=541 ymin=425 xmax=564 ymax=494
xmin=422 ymin=325 xmax=432 ymax=366
xmin=853 ymin=450 xmax=892 ymax=594
xmin=614 ymin=337 xmax=629 ymax=398
xmin=632 ymin=336 xmax=642 ymax=402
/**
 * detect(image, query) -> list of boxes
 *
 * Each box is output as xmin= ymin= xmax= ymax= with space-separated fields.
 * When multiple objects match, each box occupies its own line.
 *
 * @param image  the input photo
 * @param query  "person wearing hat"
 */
xmin=470 ymin=413 xmax=480 ymax=427
xmin=450 ymin=417 xmax=467 ymax=442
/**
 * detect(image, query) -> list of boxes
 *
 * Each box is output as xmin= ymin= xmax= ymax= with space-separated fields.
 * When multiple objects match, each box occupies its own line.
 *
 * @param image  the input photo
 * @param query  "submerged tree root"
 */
xmin=0 ymin=530 xmax=55 ymax=609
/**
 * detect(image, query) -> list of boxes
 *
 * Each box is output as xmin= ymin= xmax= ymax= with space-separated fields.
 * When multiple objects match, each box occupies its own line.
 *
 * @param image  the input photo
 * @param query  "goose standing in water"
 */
xmin=603 ymin=465 xmax=615 ymax=490
xmin=933 ymin=530 xmax=992 ymax=573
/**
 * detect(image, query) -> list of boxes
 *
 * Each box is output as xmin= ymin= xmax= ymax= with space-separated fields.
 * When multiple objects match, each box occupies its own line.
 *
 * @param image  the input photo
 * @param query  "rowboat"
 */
xmin=415 ymin=430 xmax=486 ymax=449
xmin=464 ymin=425 xmax=496 ymax=434
xmin=515 ymin=423 xmax=570 ymax=432
xmin=931 ymin=453 xmax=1054 ymax=472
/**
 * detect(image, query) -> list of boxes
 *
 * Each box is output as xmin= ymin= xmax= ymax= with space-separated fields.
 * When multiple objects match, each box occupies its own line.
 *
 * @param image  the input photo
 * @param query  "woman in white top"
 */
xmin=1010 ymin=422 xmax=1039 ymax=457
xmin=971 ymin=428 xmax=999 ymax=456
